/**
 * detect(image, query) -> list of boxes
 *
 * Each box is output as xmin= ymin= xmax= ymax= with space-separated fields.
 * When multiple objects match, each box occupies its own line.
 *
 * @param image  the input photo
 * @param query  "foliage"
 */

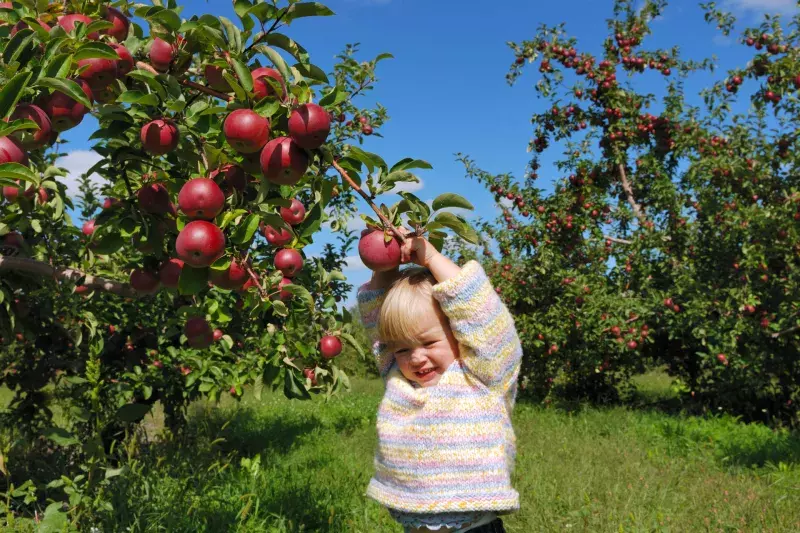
xmin=0 ymin=0 xmax=472 ymax=526
xmin=451 ymin=0 xmax=800 ymax=425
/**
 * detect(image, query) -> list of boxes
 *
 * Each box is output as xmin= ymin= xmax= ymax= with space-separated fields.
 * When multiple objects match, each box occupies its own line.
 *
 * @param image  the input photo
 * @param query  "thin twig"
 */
xmin=330 ymin=159 xmax=406 ymax=244
xmin=245 ymin=9 xmax=287 ymax=53
xmin=772 ymin=325 xmax=800 ymax=339
xmin=244 ymin=263 xmax=269 ymax=301
xmin=603 ymin=235 xmax=633 ymax=245
xmin=136 ymin=61 xmax=233 ymax=102
xmin=0 ymin=256 xmax=135 ymax=297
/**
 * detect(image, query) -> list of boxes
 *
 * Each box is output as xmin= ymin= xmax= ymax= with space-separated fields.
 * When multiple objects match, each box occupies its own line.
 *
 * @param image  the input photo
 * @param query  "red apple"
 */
xmin=358 ymin=228 xmax=401 ymax=272
xmin=102 ymin=197 xmax=119 ymax=209
xmin=3 ymin=180 xmax=34 ymax=202
xmin=209 ymin=164 xmax=247 ymax=197
xmin=140 ymin=118 xmax=179 ymax=155
xmin=223 ymin=109 xmax=270 ymax=154
xmin=0 ymin=136 xmax=28 ymax=165
xmin=37 ymin=79 xmax=93 ymax=132
xmin=178 ymin=178 xmax=225 ymax=220
xmin=303 ymin=367 xmax=318 ymax=385
xmin=159 ymin=258 xmax=184 ymax=288
xmin=185 ymin=317 xmax=213 ymax=349
xmin=213 ymin=328 xmax=224 ymax=341
xmin=8 ymin=104 xmax=52 ymax=150
xmin=252 ymin=67 xmax=285 ymax=100
xmin=82 ymin=219 xmax=96 ymax=236
xmin=137 ymin=183 xmax=172 ymax=214
xmin=204 ymin=64 xmax=232 ymax=92
xmin=111 ymin=44 xmax=134 ymax=76
xmin=288 ymin=103 xmax=331 ymax=149
xmin=209 ymin=259 xmax=249 ymax=290
xmin=274 ymin=248 xmax=303 ymax=277
xmin=130 ymin=268 xmax=160 ymax=294
xmin=280 ymin=199 xmax=306 ymax=225
xmin=263 ymin=225 xmax=292 ymax=246
xmin=102 ymin=6 xmax=129 ymax=41
xmin=175 ymin=220 xmax=225 ymax=268
xmin=77 ymin=57 xmax=118 ymax=89
xmin=717 ymin=353 xmax=728 ymax=365
xmin=320 ymin=335 xmax=342 ymax=359
xmin=260 ymin=137 xmax=308 ymax=185
xmin=58 ymin=14 xmax=98 ymax=40
xmin=149 ymin=37 xmax=176 ymax=72
xmin=277 ymin=276 xmax=293 ymax=301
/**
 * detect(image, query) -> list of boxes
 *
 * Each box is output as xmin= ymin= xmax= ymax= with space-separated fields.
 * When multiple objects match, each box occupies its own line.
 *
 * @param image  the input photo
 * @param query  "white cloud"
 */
xmin=343 ymin=255 xmax=367 ymax=272
xmin=54 ymin=150 xmax=106 ymax=198
xmin=387 ymin=178 xmax=424 ymax=194
xmin=725 ymin=0 xmax=798 ymax=14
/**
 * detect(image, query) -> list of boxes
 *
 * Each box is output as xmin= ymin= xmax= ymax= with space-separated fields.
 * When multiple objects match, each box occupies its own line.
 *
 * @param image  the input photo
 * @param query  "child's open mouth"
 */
xmin=415 ymin=368 xmax=437 ymax=379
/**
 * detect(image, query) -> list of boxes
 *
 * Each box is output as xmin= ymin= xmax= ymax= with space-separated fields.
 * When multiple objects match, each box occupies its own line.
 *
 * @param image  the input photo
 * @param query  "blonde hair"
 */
xmin=378 ymin=267 xmax=440 ymax=345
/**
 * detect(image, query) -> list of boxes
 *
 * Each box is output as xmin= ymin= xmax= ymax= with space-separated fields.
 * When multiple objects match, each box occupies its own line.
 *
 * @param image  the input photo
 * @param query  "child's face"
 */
xmin=388 ymin=304 xmax=459 ymax=387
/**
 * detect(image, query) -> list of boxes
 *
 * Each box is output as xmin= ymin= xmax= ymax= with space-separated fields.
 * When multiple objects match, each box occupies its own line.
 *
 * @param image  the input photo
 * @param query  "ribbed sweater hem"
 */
xmin=366 ymin=479 xmax=520 ymax=514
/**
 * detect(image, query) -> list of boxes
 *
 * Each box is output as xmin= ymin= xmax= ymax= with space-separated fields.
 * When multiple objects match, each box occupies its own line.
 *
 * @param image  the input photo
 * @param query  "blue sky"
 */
xmin=58 ymin=0 xmax=798 ymax=305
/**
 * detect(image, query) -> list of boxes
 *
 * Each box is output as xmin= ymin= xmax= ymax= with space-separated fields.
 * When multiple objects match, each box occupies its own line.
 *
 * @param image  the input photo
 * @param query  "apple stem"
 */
xmin=0 ymin=256 xmax=136 ymax=297
xmin=331 ymin=158 xmax=407 ymax=244
xmin=618 ymin=163 xmax=646 ymax=224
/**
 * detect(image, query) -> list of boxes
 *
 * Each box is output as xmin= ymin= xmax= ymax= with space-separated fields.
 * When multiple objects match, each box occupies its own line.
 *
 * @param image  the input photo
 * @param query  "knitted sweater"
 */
xmin=357 ymin=260 xmax=522 ymax=514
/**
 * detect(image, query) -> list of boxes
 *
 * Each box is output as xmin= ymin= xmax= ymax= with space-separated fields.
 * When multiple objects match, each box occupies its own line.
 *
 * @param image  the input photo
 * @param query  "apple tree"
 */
xmin=0 ymin=0 xmax=475 ymax=525
xmin=452 ymin=0 xmax=799 ymax=425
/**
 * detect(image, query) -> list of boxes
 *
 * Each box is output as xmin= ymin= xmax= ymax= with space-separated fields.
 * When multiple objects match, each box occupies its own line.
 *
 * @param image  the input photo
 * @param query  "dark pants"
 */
xmin=464 ymin=518 xmax=505 ymax=533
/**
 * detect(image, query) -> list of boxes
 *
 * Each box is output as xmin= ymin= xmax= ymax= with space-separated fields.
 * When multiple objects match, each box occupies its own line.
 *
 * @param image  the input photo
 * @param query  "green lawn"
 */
xmin=4 ymin=373 xmax=800 ymax=532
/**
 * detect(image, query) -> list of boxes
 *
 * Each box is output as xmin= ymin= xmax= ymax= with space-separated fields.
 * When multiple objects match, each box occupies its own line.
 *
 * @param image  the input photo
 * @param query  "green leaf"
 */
xmin=139 ymin=6 xmax=182 ymax=32
xmin=73 ymin=41 xmax=119 ymax=61
xmin=116 ymin=403 xmax=151 ymax=423
xmin=179 ymin=266 xmax=208 ymax=295
xmin=283 ymin=283 xmax=314 ymax=308
xmin=231 ymin=57 xmax=253 ymax=92
xmin=0 ymin=163 xmax=37 ymax=186
xmin=432 ymin=193 xmax=474 ymax=211
xmin=347 ymin=146 xmax=386 ymax=174
xmin=318 ymin=85 xmax=347 ymax=107
xmin=42 ymin=52 xmax=73 ymax=79
xmin=284 ymin=369 xmax=312 ymax=400
xmin=39 ymin=503 xmax=68 ymax=533
xmin=433 ymin=212 xmax=479 ymax=244
xmin=254 ymin=45 xmax=290 ymax=84
xmin=292 ymin=63 xmax=328 ymax=84
xmin=299 ymin=203 xmax=322 ymax=239
xmin=390 ymin=158 xmax=433 ymax=172
xmin=117 ymin=90 xmax=160 ymax=106
xmin=262 ymin=33 xmax=310 ymax=64
xmin=383 ymin=171 xmax=419 ymax=189
xmin=3 ymin=28 xmax=35 ymax=65
xmin=91 ymin=232 xmax=124 ymax=255
xmin=0 ymin=119 xmax=38 ymax=139
xmin=42 ymin=427 xmax=79 ymax=447
xmin=105 ymin=466 xmax=126 ymax=480
xmin=222 ymin=70 xmax=247 ymax=102
xmin=230 ymin=213 xmax=261 ymax=245
xmin=36 ymin=78 xmax=92 ymax=109
xmin=285 ymin=2 xmax=335 ymax=21
xmin=0 ymin=71 xmax=32 ymax=119
xmin=248 ymin=3 xmax=278 ymax=24
xmin=127 ymin=70 xmax=168 ymax=101
xmin=340 ymin=332 xmax=367 ymax=360
xmin=219 ymin=16 xmax=242 ymax=54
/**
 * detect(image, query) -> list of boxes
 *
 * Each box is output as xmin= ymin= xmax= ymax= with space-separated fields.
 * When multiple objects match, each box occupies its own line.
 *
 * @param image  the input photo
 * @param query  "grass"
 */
xmin=3 ymin=372 xmax=800 ymax=532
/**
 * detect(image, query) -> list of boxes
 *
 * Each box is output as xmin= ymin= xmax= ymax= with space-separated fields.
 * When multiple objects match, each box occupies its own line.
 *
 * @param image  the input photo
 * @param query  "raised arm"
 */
xmin=431 ymin=260 xmax=522 ymax=396
xmin=356 ymin=267 xmax=399 ymax=378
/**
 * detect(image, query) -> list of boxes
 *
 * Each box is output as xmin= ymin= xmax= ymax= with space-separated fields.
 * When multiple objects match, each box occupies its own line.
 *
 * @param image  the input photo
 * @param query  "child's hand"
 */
xmin=398 ymin=228 xmax=439 ymax=268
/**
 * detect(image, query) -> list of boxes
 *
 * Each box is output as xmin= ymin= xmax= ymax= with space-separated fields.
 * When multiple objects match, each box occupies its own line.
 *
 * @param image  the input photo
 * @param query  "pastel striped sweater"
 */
xmin=357 ymin=260 xmax=522 ymax=514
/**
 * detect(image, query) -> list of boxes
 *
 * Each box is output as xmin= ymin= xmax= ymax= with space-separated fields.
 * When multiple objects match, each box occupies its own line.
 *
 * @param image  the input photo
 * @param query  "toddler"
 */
xmin=357 ymin=232 xmax=522 ymax=533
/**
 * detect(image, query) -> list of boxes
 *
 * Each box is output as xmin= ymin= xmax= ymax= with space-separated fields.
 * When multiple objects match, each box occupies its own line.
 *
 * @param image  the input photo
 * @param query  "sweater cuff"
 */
xmin=431 ymin=261 xmax=486 ymax=306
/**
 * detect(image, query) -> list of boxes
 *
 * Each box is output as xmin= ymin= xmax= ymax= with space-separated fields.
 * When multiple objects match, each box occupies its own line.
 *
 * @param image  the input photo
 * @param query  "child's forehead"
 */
xmin=386 ymin=312 xmax=446 ymax=346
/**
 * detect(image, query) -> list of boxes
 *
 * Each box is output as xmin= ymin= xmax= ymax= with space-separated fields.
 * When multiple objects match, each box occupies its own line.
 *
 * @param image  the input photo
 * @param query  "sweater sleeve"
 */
xmin=356 ymin=283 xmax=395 ymax=378
xmin=431 ymin=261 xmax=522 ymax=395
